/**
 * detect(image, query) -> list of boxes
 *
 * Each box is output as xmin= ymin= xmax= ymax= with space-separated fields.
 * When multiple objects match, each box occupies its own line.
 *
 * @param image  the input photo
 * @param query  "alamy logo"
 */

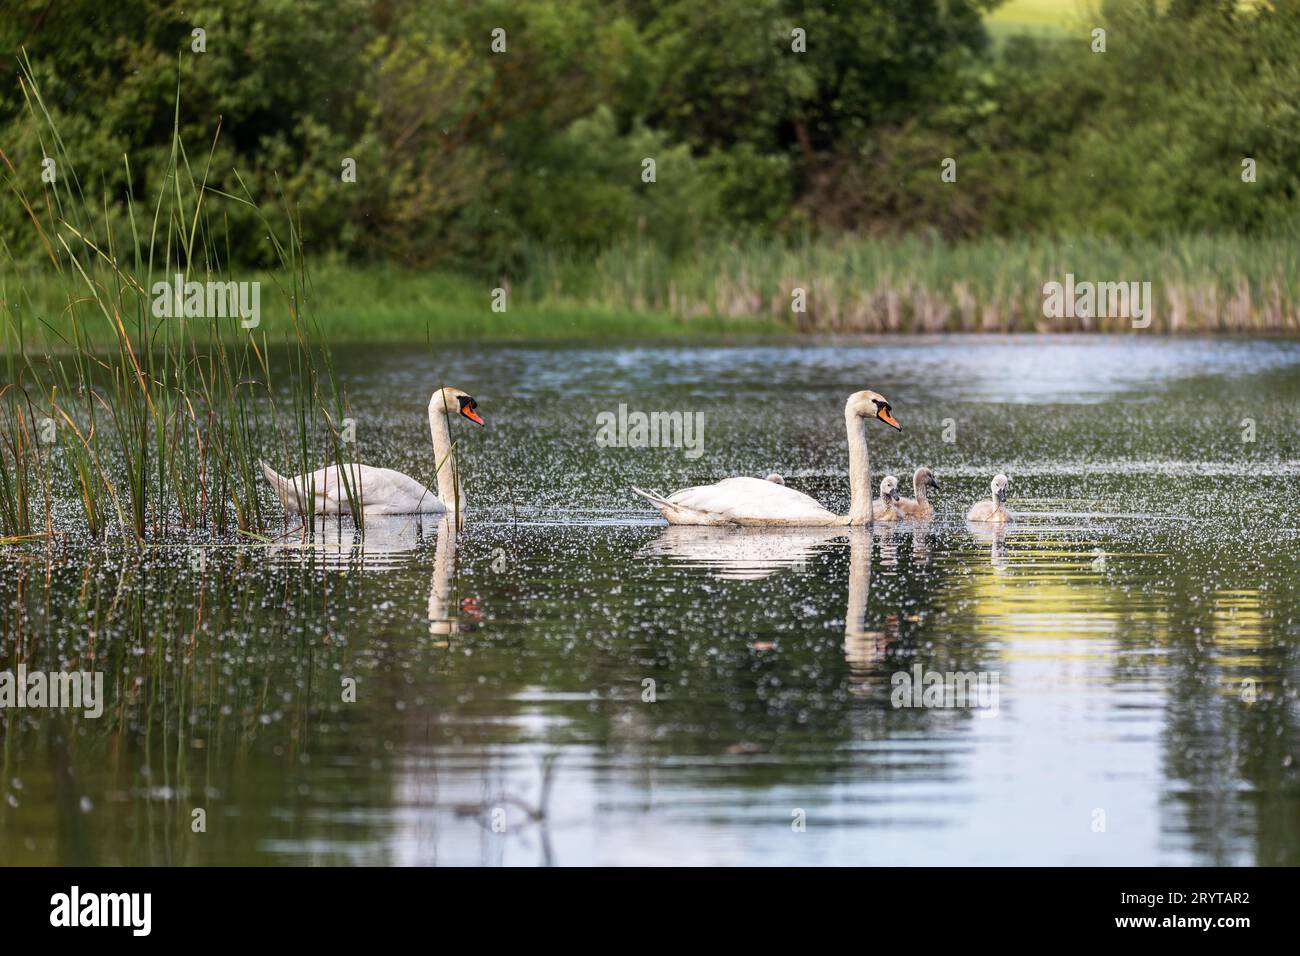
xmin=150 ymin=274 xmax=261 ymax=328
xmin=595 ymin=404 xmax=705 ymax=460
xmin=1042 ymin=273 xmax=1152 ymax=328
xmin=0 ymin=665 xmax=104 ymax=718
xmin=890 ymin=664 xmax=1000 ymax=717
xmin=50 ymin=886 xmax=151 ymax=936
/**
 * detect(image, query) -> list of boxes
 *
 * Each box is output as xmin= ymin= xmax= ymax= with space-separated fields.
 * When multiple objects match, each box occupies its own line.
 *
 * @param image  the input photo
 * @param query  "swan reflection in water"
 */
xmin=264 ymin=514 xmax=478 ymax=642
xmin=877 ymin=525 xmax=900 ymax=569
xmin=637 ymin=525 xmax=901 ymax=674
xmin=636 ymin=525 xmax=845 ymax=581
xmin=841 ymin=527 xmax=892 ymax=675
xmin=265 ymin=513 xmax=434 ymax=567
xmin=427 ymin=515 xmax=479 ymax=643
xmin=966 ymin=521 xmax=1009 ymax=571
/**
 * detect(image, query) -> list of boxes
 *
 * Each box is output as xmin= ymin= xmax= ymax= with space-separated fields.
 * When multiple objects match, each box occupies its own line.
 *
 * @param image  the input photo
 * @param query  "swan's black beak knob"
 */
xmin=457 ymin=394 xmax=485 ymax=427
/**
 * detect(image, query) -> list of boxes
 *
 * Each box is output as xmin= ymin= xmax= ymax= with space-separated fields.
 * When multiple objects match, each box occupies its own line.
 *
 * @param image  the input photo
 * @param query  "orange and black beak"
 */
xmin=877 ymin=405 xmax=901 ymax=431
xmin=457 ymin=395 xmax=485 ymax=427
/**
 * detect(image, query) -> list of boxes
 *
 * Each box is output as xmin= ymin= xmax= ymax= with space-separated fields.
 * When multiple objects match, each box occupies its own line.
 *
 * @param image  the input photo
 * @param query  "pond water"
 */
xmin=2 ymin=334 xmax=1298 ymax=865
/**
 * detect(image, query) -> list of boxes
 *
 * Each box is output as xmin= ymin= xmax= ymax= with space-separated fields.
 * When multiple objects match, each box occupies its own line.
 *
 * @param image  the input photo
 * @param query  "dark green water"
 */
xmin=2 ymin=335 xmax=1298 ymax=864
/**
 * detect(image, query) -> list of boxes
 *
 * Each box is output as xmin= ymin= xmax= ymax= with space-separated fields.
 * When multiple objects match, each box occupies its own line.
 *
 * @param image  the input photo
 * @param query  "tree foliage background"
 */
xmin=2 ymin=0 xmax=1298 ymax=274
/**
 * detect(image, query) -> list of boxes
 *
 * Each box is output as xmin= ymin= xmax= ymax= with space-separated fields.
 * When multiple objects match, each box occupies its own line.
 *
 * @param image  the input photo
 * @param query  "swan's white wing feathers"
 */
xmin=349 ymin=466 xmax=446 ymax=514
xmin=659 ymin=476 xmax=837 ymax=524
xmin=275 ymin=464 xmax=445 ymax=515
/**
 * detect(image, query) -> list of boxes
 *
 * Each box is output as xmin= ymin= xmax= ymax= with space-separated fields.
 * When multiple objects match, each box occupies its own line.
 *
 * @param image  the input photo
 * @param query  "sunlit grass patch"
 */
xmin=987 ymin=0 xmax=1087 ymax=30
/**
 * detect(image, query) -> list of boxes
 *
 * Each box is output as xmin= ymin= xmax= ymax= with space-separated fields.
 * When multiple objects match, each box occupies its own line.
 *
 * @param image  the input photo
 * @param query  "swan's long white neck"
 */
xmin=428 ymin=392 xmax=463 ymax=512
xmin=845 ymin=406 xmax=873 ymax=526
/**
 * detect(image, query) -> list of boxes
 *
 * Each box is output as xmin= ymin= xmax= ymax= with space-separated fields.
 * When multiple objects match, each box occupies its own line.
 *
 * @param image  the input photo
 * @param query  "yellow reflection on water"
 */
xmin=951 ymin=529 xmax=1280 ymax=700
xmin=952 ymin=530 xmax=1170 ymax=691
xmin=1208 ymin=587 xmax=1277 ymax=697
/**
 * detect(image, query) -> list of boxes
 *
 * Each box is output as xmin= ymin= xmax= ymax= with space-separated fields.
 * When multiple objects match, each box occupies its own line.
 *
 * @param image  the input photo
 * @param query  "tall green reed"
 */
xmin=0 ymin=56 xmax=352 ymax=542
xmin=515 ymin=232 xmax=1300 ymax=334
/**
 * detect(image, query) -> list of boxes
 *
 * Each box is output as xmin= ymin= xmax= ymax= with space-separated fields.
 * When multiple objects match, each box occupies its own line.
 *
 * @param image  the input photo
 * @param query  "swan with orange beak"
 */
xmin=632 ymin=390 xmax=901 ymax=526
xmin=261 ymin=386 xmax=484 ymax=516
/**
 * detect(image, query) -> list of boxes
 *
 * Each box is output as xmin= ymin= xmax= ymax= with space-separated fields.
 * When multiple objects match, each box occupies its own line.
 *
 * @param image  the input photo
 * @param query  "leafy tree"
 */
xmin=2 ymin=0 xmax=1297 ymax=268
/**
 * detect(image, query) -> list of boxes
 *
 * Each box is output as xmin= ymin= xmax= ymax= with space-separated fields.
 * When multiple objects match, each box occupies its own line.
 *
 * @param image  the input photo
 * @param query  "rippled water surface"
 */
xmin=2 ymin=335 xmax=1299 ymax=865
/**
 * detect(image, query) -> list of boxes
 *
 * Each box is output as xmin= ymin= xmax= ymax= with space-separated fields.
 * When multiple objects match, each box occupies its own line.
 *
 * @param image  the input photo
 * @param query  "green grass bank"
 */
xmin=7 ymin=234 xmax=1299 ymax=346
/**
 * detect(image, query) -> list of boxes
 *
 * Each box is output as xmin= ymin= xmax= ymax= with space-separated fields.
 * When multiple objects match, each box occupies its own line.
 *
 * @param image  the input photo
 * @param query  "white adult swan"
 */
xmin=260 ymin=386 xmax=484 ymax=516
xmin=966 ymin=474 xmax=1011 ymax=523
xmin=632 ymin=390 xmax=900 ymax=526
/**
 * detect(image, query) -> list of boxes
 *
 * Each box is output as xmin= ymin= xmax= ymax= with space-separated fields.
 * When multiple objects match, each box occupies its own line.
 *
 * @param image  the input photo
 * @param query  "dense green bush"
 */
xmin=2 ymin=0 xmax=1298 ymax=273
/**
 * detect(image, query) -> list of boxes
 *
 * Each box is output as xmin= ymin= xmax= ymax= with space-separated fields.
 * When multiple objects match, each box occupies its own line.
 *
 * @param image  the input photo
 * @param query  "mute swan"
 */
xmin=260 ymin=386 xmax=484 ymax=516
xmin=966 ymin=474 xmax=1011 ymax=523
xmin=631 ymin=390 xmax=900 ymax=526
xmin=765 ymin=473 xmax=785 ymax=485
xmin=897 ymin=466 xmax=940 ymax=518
xmin=872 ymin=475 xmax=901 ymax=521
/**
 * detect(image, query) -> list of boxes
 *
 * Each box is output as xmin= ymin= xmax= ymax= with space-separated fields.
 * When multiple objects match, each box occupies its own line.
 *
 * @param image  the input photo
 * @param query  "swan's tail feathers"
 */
xmin=260 ymin=460 xmax=297 ymax=512
xmin=631 ymin=485 xmax=675 ymax=513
